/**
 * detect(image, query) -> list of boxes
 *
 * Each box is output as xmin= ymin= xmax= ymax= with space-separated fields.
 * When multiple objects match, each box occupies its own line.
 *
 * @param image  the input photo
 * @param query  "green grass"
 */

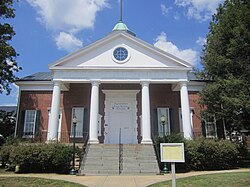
xmin=0 ymin=177 xmax=86 ymax=187
xmin=148 ymin=172 xmax=250 ymax=187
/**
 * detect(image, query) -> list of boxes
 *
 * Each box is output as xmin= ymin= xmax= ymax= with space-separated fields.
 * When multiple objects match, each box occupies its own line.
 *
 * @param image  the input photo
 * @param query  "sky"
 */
xmin=1 ymin=0 xmax=223 ymax=106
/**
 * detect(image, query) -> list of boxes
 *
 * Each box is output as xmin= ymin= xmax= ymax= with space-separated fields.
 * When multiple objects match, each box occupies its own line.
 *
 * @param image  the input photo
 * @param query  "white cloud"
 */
xmin=55 ymin=32 xmax=83 ymax=52
xmin=175 ymin=0 xmax=222 ymax=22
xmin=196 ymin=36 xmax=207 ymax=46
xmin=154 ymin=32 xmax=198 ymax=66
xmin=26 ymin=0 xmax=109 ymax=52
xmin=160 ymin=4 xmax=172 ymax=16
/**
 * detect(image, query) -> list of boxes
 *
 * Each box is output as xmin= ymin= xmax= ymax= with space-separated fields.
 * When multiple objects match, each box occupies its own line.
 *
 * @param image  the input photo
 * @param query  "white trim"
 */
xmin=22 ymin=110 xmax=37 ymax=138
xmin=157 ymin=108 xmax=170 ymax=137
xmin=71 ymin=107 xmax=84 ymax=138
xmin=49 ymin=31 xmax=192 ymax=69
xmin=103 ymin=90 xmax=139 ymax=144
xmin=52 ymin=69 xmax=189 ymax=83
xmin=112 ymin=46 xmax=131 ymax=64
xmin=15 ymin=81 xmax=69 ymax=91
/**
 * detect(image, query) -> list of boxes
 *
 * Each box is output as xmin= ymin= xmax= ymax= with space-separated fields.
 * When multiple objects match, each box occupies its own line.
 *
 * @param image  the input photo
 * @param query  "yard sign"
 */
xmin=160 ymin=143 xmax=185 ymax=187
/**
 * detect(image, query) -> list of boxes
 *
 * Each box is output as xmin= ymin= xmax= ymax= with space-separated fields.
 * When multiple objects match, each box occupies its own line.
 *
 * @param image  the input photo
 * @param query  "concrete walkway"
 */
xmin=0 ymin=169 xmax=249 ymax=187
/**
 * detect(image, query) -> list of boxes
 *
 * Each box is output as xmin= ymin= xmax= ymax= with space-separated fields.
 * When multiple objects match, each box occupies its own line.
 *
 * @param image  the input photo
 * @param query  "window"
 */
xmin=204 ymin=116 xmax=217 ymax=138
xmin=23 ymin=110 xmax=37 ymax=138
xmin=113 ymin=47 xmax=128 ymax=62
xmin=71 ymin=107 xmax=84 ymax=137
xmin=157 ymin=108 xmax=170 ymax=137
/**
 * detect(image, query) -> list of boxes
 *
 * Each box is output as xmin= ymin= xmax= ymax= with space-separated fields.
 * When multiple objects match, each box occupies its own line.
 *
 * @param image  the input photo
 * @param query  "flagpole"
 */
xmin=120 ymin=0 xmax=123 ymax=21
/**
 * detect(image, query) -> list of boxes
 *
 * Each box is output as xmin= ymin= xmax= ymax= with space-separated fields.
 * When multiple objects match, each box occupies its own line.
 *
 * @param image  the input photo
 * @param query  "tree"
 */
xmin=0 ymin=0 xmax=21 ymax=95
xmin=0 ymin=110 xmax=16 ymax=145
xmin=199 ymin=0 xmax=250 ymax=137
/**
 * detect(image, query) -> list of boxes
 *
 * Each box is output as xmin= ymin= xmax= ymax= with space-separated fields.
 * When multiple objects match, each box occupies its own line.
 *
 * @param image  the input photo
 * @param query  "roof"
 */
xmin=17 ymin=72 xmax=52 ymax=81
xmin=0 ymin=106 xmax=17 ymax=114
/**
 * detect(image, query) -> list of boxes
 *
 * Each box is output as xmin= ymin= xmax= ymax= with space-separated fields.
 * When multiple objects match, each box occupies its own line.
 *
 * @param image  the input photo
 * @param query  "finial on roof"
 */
xmin=120 ymin=0 xmax=123 ymax=22
xmin=112 ymin=0 xmax=136 ymax=36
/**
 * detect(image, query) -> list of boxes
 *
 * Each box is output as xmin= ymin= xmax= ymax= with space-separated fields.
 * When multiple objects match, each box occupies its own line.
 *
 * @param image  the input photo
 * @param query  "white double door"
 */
xmin=103 ymin=90 xmax=138 ymax=144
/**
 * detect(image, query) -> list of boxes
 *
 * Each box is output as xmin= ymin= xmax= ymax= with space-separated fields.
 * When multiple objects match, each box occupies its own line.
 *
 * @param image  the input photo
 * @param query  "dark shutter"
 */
xmin=201 ymin=120 xmax=206 ymax=137
xmin=83 ymin=108 xmax=89 ymax=135
xmin=35 ymin=110 xmax=41 ymax=137
xmin=216 ymin=120 xmax=225 ymax=139
xmin=169 ymin=109 xmax=174 ymax=133
xmin=18 ymin=110 xmax=26 ymax=138
xmin=153 ymin=108 xmax=158 ymax=136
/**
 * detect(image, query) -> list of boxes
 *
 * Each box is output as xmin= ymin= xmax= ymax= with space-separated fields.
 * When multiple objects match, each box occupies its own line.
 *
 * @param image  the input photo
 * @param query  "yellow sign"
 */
xmin=160 ymin=143 xmax=185 ymax=163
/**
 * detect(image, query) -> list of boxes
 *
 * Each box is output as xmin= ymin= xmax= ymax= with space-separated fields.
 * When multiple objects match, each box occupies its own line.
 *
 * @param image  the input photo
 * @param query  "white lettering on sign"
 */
xmin=111 ymin=103 xmax=130 ymax=111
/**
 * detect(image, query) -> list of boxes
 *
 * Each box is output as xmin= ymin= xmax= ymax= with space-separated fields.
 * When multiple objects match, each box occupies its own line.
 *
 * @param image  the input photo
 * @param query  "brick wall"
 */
xmin=17 ymin=83 xmax=203 ymax=143
xmin=188 ymin=91 xmax=203 ymax=137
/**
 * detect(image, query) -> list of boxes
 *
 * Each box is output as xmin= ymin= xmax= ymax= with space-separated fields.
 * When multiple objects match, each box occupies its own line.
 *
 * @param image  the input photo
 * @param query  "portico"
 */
xmin=46 ymin=28 xmax=193 ymax=144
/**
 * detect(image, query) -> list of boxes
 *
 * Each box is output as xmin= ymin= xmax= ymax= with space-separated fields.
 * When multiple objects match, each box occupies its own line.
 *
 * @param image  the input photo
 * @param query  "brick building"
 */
xmin=15 ymin=22 xmax=209 ymax=145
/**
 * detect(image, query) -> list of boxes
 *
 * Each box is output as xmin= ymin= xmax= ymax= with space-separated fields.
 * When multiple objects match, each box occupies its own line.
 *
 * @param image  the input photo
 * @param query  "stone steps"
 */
xmin=80 ymin=144 xmax=159 ymax=175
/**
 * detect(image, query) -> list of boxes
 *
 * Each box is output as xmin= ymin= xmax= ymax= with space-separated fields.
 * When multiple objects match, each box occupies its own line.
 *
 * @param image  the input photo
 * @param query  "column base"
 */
xmin=141 ymin=139 xmax=153 ymax=144
xmin=89 ymin=139 xmax=99 ymax=144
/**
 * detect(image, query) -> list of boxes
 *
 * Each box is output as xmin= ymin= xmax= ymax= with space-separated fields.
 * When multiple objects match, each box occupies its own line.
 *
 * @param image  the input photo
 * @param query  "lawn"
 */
xmin=0 ymin=177 xmax=86 ymax=187
xmin=148 ymin=172 xmax=250 ymax=187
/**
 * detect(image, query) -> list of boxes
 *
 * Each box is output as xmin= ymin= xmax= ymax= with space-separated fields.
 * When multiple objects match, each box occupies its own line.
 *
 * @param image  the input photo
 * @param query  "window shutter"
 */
xmin=35 ymin=110 xmax=41 ymax=136
xmin=216 ymin=120 xmax=224 ymax=139
xmin=169 ymin=109 xmax=174 ymax=133
xmin=153 ymin=108 xmax=158 ymax=136
xmin=83 ymin=108 xmax=89 ymax=135
xmin=18 ymin=110 xmax=25 ymax=138
xmin=201 ymin=120 xmax=206 ymax=137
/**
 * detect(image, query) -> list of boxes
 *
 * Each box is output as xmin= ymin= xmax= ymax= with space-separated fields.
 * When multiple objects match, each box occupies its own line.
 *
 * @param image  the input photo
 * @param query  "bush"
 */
xmin=155 ymin=135 xmax=240 ymax=171
xmin=185 ymin=138 xmax=239 ymax=170
xmin=0 ymin=143 xmax=73 ymax=173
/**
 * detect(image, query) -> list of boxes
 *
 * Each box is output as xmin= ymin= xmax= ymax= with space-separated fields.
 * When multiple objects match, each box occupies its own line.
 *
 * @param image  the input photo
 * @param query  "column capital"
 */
xmin=90 ymin=80 xmax=100 ymax=87
xmin=179 ymin=81 xmax=188 ymax=87
xmin=53 ymin=80 xmax=61 ymax=86
xmin=140 ymin=80 xmax=150 ymax=87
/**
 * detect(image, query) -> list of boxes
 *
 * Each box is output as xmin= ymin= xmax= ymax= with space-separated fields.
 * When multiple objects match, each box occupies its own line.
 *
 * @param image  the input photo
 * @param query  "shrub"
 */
xmin=185 ymin=138 xmax=239 ymax=170
xmin=0 ymin=143 xmax=73 ymax=173
xmin=155 ymin=135 xmax=240 ymax=171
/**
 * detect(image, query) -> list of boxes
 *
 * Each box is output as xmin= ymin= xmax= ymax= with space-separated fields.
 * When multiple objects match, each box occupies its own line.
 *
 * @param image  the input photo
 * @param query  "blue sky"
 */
xmin=1 ymin=0 xmax=223 ymax=106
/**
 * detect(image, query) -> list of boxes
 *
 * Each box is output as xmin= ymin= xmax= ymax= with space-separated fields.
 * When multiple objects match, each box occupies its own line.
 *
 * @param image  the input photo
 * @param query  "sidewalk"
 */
xmin=0 ymin=168 xmax=249 ymax=187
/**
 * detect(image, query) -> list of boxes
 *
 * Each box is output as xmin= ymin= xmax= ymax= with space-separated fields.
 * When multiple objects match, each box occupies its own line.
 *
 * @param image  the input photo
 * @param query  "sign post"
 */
xmin=160 ymin=143 xmax=185 ymax=187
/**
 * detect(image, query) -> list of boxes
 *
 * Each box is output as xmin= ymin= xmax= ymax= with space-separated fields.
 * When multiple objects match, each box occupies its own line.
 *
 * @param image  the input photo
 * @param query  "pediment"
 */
xmin=49 ymin=31 xmax=192 ymax=70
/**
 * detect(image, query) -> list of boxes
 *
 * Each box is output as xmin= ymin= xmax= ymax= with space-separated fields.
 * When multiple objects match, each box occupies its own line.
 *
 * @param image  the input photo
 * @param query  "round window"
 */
xmin=113 ymin=47 xmax=128 ymax=62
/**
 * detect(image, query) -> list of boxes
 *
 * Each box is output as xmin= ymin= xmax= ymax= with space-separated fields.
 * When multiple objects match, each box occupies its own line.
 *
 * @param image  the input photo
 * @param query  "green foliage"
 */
xmin=155 ymin=135 xmax=240 ymax=171
xmin=0 ymin=110 xmax=16 ymax=143
xmin=198 ymin=0 xmax=250 ymax=135
xmin=0 ymin=143 xmax=73 ymax=173
xmin=185 ymin=138 xmax=239 ymax=170
xmin=0 ymin=0 xmax=21 ymax=94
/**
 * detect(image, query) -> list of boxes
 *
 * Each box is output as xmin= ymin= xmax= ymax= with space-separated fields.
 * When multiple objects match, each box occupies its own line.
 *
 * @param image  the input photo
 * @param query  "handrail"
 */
xmin=151 ymin=133 xmax=162 ymax=170
xmin=79 ymin=132 xmax=90 ymax=172
xmin=118 ymin=128 xmax=123 ymax=175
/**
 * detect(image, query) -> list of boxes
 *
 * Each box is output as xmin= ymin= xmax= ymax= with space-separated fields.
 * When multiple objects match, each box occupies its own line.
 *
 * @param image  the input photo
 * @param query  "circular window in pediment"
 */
xmin=113 ymin=47 xmax=129 ymax=63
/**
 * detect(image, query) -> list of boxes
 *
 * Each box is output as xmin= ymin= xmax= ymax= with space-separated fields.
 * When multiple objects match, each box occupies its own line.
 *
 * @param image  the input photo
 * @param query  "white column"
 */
xmin=141 ymin=81 xmax=152 ymax=144
xmin=180 ymin=82 xmax=193 ymax=139
xmin=47 ymin=81 xmax=61 ymax=141
xmin=89 ymin=80 xmax=100 ymax=144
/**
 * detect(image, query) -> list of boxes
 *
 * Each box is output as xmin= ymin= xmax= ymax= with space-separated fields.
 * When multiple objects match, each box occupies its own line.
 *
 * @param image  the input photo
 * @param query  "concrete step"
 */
xmin=80 ymin=144 xmax=159 ymax=175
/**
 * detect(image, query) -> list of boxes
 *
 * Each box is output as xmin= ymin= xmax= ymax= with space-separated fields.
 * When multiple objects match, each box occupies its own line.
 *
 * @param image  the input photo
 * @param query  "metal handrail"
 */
xmin=118 ymin=128 xmax=123 ymax=174
xmin=79 ymin=132 xmax=90 ymax=171
xmin=151 ymin=133 xmax=162 ymax=170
